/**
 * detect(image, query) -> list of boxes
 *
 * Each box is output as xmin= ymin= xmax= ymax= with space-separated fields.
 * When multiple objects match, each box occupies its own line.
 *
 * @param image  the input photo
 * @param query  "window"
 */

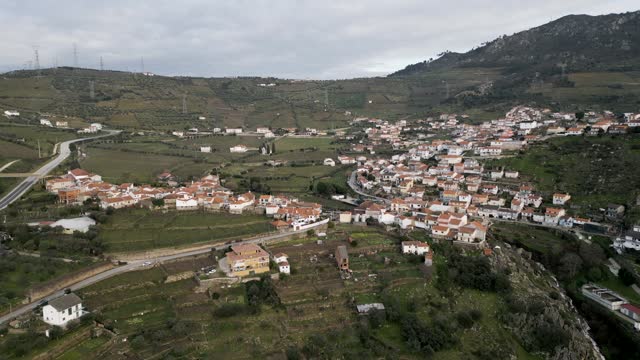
xmin=68 ymin=308 xmax=72 ymax=315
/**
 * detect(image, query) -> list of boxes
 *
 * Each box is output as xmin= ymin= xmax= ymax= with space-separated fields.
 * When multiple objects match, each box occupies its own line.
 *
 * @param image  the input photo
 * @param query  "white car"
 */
xmin=142 ymin=261 xmax=153 ymax=267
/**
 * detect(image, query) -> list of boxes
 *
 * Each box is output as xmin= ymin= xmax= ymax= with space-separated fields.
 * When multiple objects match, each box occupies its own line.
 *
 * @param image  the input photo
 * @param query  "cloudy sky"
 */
xmin=1 ymin=1 xmax=638 ymax=79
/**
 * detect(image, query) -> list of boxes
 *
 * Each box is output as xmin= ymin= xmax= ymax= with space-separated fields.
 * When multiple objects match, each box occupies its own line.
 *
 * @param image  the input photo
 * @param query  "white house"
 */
xmin=519 ymin=121 xmax=539 ymax=130
xmin=339 ymin=211 xmax=352 ymax=223
xmin=323 ymin=158 xmax=336 ymax=166
xmin=176 ymin=197 xmax=198 ymax=210
xmin=278 ymin=261 xmax=290 ymax=274
xmin=401 ymin=241 xmax=430 ymax=255
xmin=273 ymin=253 xmax=288 ymax=264
xmin=225 ymin=128 xmax=243 ymax=134
xmin=230 ymin=145 xmax=248 ymax=153
xmin=42 ymin=293 xmax=85 ymax=327
xmin=55 ymin=121 xmax=69 ymax=128
xmin=40 ymin=119 xmax=53 ymax=127
xmin=200 ymin=146 xmax=212 ymax=153
xmin=4 ymin=110 xmax=19 ymax=117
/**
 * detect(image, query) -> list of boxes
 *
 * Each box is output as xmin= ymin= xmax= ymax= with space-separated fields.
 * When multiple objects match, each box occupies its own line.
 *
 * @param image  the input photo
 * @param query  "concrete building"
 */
xmin=581 ymin=284 xmax=628 ymax=311
xmin=226 ymin=244 xmax=270 ymax=277
xmin=43 ymin=293 xmax=85 ymax=327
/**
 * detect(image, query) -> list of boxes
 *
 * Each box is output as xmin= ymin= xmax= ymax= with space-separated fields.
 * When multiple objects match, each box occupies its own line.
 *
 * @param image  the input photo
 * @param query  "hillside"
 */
xmin=391 ymin=10 xmax=640 ymax=113
xmin=392 ymin=11 xmax=640 ymax=76
xmin=1 ymin=11 xmax=640 ymax=131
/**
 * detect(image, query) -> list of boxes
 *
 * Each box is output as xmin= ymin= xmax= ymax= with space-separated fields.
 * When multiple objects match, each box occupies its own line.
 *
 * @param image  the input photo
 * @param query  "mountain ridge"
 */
xmin=391 ymin=10 xmax=640 ymax=77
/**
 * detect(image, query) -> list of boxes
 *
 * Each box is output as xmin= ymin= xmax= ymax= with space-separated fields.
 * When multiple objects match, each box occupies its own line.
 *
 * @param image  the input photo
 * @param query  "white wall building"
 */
xmin=401 ymin=241 xmax=430 ymax=255
xmin=42 ymin=293 xmax=85 ymax=327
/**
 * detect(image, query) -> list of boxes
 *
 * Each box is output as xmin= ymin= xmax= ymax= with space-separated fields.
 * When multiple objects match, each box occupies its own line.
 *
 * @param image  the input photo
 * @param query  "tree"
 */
xmin=151 ymin=198 xmax=165 ymax=207
xmin=619 ymin=268 xmax=636 ymax=286
xmin=575 ymin=112 xmax=585 ymax=120
xmin=579 ymin=242 xmax=606 ymax=268
xmin=559 ymin=253 xmax=583 ymax=279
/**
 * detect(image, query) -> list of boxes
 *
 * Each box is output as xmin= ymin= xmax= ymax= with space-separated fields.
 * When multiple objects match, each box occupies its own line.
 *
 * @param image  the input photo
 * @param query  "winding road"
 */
xmin=348 ymin=170 xmax=390 ymax=204
xmin=0 ymin=130 xmax=120 ymax=211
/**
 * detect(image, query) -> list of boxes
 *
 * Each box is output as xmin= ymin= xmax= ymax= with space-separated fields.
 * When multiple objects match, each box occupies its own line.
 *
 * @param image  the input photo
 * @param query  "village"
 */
xmin=26 ymin=105 xmax=640 ymax=338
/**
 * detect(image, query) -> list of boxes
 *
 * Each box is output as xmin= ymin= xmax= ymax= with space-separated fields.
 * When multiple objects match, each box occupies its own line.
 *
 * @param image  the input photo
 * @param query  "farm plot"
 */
xmin=97 ymin=209 xmax=273 ymax=252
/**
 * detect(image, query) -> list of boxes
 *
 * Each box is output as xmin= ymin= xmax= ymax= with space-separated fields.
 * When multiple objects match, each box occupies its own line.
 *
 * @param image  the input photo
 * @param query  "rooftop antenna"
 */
xmin=182 ymin=94 xmax=187 ymax=114
xmin=73 ymin=43 xmax=78 ymax=68
xmin=100 ymin=56 xmax=104 ymax=71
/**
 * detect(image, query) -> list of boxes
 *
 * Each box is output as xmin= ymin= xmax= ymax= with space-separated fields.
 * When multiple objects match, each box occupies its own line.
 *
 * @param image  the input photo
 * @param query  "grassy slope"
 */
xmin=97 ymin=209 xmax=273 ymax=252
xmin=0 ymin=254 xmax=88 ymax=313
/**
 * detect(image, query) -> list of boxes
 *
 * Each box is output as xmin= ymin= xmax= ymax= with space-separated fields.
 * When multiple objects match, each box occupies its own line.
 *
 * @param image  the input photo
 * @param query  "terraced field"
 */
xmin=97 ymin=209 xmax=273 ymax=252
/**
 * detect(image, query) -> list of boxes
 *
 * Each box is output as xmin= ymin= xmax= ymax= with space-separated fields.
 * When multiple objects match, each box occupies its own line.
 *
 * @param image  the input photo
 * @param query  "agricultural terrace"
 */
xmin=35 ymin=226 xmax=538 ymax=359
xmin=97 ymin=209 xmax=273 ymax=252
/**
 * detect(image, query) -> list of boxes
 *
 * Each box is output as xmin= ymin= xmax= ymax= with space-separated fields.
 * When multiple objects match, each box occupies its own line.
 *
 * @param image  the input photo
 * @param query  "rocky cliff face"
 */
xmin=492 ymin=244 xmax=603 ymax=360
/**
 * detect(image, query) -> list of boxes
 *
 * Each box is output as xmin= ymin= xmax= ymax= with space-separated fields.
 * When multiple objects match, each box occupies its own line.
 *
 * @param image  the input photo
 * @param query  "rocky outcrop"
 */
xmin=493 ymin=244 xmax=604 ymax=360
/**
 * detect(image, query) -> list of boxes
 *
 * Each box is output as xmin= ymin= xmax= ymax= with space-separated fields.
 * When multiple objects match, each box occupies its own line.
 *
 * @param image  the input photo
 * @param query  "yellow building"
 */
xmin=226 ymin=244 xmax=270 ymax=277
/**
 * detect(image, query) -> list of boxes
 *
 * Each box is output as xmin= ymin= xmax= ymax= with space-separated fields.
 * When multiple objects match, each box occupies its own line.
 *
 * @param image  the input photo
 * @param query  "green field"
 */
xmin=79 ymin=146 xmax=214 ymax=183
xmin=97 ymin=209 xmax=273 ymax=252
xmin=0 ymin=123 xmax=80 ymax=156
xmin=0 ymin=254 xmax=88 ymax=313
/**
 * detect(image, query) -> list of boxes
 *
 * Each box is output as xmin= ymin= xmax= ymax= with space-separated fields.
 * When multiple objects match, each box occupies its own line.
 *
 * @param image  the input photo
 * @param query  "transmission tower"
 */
xmin=182 ymin=94 xmax=187 ymax=114
xmin=33 ymin=47 xmax=41 ymax=77
xmin=100 ymin=56 xmax=104 ymax=71
xmin=89 ymin=80 xmax=95 ymax=99
xmin=140 ymin=57 xmax=145 ymax=73
xmin=73 ymin=43 xmax=78 ymax=68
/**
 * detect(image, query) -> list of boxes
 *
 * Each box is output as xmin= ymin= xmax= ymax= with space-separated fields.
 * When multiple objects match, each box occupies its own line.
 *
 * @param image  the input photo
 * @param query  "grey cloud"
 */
xmin=0 ymin=0 xmax=638 ymax=78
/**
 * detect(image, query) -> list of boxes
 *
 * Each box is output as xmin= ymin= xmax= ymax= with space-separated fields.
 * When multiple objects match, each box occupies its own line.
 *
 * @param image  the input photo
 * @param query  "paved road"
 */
xmin=0 ymin=130 xmax=120 ymax=211
xmin=0 ymin=222 xmax=325 ymax=325
xmin=348 ymin=170 xmax=390 ymax=204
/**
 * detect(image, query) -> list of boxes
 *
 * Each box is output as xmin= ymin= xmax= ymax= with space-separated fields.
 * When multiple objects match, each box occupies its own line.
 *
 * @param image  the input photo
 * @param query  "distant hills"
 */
xmin=1 ymin=11 xmax=639 ymax=130
xmin=391 ymin=10 xmax=640 ymax=77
